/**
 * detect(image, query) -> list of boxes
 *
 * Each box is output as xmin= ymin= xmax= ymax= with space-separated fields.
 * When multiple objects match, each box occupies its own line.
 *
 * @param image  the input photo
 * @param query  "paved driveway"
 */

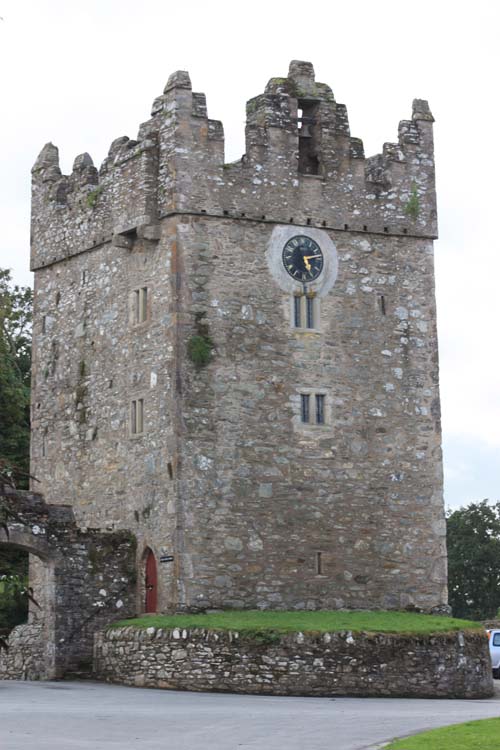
xmin=1 ymin=680 xmax=500 ymax=750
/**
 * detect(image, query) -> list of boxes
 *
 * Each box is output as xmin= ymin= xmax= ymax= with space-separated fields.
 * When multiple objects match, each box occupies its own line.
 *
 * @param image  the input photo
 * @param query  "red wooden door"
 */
xmin=145 ymin=549 xmax=158 ymax=613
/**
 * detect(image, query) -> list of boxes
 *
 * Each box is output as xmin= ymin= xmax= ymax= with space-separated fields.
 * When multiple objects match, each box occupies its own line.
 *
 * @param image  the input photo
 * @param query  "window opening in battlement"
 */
xmin=298 ymin=100 xmax=320 ymax=176
xmin=130 ymin=398 xmax=144 ymax=435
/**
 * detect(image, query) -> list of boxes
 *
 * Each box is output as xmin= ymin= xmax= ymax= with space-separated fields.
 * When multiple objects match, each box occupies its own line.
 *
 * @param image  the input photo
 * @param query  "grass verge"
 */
xmin=386 ymin=718 xmax=500 ymax=749
xmin=110 ymin=609 xmax=481 ymax=635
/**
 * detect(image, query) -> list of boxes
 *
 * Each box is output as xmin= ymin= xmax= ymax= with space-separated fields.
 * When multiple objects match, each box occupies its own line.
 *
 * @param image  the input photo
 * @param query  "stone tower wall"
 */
xmin=30 ymin=61 xmax=446 ymax=613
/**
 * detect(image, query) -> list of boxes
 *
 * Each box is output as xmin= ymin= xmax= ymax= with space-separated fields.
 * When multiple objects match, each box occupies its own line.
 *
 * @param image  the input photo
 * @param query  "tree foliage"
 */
xmin=0 ymin=550 xmax=29 ymax=632
xmin=0 ymin=269 xmax=32 ymax=634
xmin=0 ymin=269 xmax=32 ymax=485
xmin=447 ymin=500 xmax=500 ymax=620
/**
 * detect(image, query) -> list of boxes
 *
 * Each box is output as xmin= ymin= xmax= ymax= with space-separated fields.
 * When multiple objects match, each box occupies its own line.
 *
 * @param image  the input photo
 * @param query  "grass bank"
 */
xmin=386 ymin=718 xmax=500 ymax=749
xmin=111 ymin=609 xmax=481 ymax=635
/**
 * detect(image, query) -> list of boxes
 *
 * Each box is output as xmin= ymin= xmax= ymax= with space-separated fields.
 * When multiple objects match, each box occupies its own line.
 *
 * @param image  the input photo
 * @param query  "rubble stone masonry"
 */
xmin=94 ymin=627 xmax=493 ymax=699
xmin=30 ymin=61 xmax=447 ymax=614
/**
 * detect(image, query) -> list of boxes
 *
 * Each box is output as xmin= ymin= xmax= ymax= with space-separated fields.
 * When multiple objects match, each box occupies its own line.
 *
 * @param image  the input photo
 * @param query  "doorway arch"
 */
xmin=0 ymin=533 xmax=56 ymax=680
xmin=144 ymin=548 xmax=158 ymax=613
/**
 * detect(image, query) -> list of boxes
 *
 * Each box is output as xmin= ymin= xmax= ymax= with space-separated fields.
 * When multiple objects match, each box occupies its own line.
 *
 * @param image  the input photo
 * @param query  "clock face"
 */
xmin=282 ymin=235 xmax=324 ymax=282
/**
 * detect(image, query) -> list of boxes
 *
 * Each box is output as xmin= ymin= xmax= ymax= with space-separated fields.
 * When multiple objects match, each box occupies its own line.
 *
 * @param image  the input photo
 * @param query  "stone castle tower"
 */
xmin=30 ymin=61 xmax=447 ymax=614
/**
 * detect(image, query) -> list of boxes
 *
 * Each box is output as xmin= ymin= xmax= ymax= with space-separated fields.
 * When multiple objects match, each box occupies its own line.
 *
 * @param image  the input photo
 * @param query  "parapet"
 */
xmin=31 ymin=61 xmax=437 ymax=270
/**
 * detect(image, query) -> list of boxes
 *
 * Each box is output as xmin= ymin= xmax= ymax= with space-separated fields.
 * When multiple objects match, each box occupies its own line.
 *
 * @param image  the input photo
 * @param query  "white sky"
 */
xmin=1 ymin=0 xmax=499 ymax=510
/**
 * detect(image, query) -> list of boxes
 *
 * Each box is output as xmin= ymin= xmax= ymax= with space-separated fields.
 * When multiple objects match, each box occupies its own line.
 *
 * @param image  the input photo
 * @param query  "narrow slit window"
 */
xmin=316 ymin=551 xmax=323 ymax=576
xmin=134 ymin=290 xmax=140 ymax=324
xmin=315 ymin=394 xmax=325 ymax=424
xmin=379 ymin=294 xmax=386 ymax=315
xmin=306 ymin=296 xmax=314 ymax=328
xmin=132 ymin=287 xmax=149 ymax=325
xmin=137 ymin=398 xmax=144 ymax=433
xmin=294 ymin=296 xmax=302 ymax=327
xmin=140 ymin=287 xmax=148 ymax=322
xmin=131 ymin=398 xmax=144 ymax=435
xmin=301 ymin=394 xmax=310 ymax=424
xmin=131 ymin=400 xmax=137 ymax=435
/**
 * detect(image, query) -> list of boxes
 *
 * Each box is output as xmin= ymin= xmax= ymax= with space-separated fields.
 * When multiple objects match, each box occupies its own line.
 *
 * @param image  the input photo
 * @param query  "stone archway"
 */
xmin=0 ymin=532 xmax=56 ymax=679
xmin=0 ymin=485 xmax=137 ymax=680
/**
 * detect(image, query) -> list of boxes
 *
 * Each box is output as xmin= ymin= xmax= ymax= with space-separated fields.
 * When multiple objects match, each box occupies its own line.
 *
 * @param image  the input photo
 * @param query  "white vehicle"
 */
xmin=488 ymin=629 xmax=500 ymax=679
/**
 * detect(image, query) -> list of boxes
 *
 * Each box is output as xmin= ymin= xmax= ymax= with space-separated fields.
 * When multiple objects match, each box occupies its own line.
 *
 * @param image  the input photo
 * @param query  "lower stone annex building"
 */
xmin=29 ymin=60 xmax=448 ymax=618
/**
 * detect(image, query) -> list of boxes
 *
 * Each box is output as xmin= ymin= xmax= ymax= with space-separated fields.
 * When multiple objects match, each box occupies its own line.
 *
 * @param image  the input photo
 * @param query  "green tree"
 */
xmin=0 ymin=551 xmax=29 ymax=631
xmin=0 ymin=269 xmax=32 ymax=634
xmin=447 ymin=500 xmax=500 ymax=620
xmin=0 ymin=269 xmax=32 ymax=484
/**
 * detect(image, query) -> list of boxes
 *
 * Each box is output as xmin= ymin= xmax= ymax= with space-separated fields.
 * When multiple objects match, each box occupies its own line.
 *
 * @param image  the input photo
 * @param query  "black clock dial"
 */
xmin=282 ymin=236 xmax=324 ymax=282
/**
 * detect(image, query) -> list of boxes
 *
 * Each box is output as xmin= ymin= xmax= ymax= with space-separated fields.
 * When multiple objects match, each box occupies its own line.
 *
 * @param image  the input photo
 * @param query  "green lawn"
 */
xmin=386 ymin=718 xmax=500 ymax=749
xmin=111 ymin=609 xmax=481 ymax=634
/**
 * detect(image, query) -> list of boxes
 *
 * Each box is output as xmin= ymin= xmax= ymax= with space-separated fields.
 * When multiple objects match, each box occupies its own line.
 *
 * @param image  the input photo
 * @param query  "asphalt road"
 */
xmin=1 ymin=680 xmax=500 ymax=750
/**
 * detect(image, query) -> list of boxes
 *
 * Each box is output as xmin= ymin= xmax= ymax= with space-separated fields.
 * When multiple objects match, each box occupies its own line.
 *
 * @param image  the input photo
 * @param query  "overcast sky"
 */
xmin=1 ymin=0 xmax=498 ymax=511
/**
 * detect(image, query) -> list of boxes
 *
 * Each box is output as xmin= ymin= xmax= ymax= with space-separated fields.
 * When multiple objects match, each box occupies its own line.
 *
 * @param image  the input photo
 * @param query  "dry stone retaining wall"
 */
xmin=94 ymin=626 xmax=493 ymax=698
xmin=0 ymin=623 xmax=45 ymax=680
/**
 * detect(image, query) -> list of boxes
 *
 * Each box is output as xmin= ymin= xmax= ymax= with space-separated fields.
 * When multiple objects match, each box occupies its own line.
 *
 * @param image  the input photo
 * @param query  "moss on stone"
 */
xmin=405 ymin=183 xmax=420 ymax=220
xmin=86 ymin=186 xmax=103 ymax=209
xmin=188 ymin=334 xmax=213 ymax=368
xmin=246 ymin=98 xmax=260 ymax=115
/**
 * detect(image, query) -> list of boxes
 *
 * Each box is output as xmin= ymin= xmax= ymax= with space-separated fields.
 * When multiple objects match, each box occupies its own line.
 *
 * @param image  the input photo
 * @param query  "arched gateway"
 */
xmin=0 ymin=485 xmax=136 ymax=680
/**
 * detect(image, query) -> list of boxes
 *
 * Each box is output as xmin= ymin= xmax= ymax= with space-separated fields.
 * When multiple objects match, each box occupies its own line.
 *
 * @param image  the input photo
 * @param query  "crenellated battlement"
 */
xmin=31 ymin=60 xmax=437 ymax=270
